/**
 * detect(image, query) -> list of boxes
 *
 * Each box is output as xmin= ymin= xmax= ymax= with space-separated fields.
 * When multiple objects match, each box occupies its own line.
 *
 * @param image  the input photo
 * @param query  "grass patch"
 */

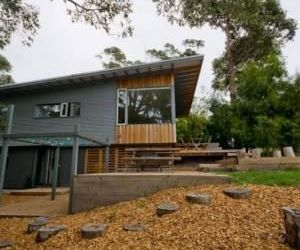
xmin=225 ymin=170 xmax=300 ymax=187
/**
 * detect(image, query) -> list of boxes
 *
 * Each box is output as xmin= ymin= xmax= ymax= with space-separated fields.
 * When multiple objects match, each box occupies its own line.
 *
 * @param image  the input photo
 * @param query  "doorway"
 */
xmin=34 ymin=147 xmax=56 ymax=186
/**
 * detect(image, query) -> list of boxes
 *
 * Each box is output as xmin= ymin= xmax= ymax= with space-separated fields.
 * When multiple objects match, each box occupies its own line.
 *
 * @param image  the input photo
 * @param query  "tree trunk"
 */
xmin=225 ymin=22 xmax=237 ymax=102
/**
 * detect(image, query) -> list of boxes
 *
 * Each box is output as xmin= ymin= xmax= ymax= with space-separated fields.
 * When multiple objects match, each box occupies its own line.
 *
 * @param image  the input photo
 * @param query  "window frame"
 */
xmin=116 ymin=86 xmax=172 ymax=125
xmin=33 ymin=102 xmax=81 ymax=119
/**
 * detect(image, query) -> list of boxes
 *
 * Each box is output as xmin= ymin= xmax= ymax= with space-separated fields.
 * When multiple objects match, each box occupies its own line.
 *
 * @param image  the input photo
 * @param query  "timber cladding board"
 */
xmin=118 ymin=74 xmax=174 ymax=88
xmin=116 ymin=73 xmax=176 ymax=145
xmin=71 ymin=173 xmax=231 ymax=213
xmin=116 ymin=124 xmax=176 ymax=144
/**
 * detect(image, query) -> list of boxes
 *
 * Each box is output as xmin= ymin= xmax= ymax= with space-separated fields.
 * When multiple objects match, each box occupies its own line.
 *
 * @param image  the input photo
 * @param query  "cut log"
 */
xmin=283 ymin=147 xmax=296 ymax=157
xmin=28 ymin=217 xmax=48 ymax=233
xmin=0 ymin=240 xmax=14 ymax=248
xmin=186 ymin=194 xmax=211 ymax=205
xmin=123 ymin=223 xmax=145 ymax=232
xmin=273 ymin=150 xmax=282 ymax=158
xmin=156 ymin=203 xmax=179 ymax=217
xmin=282 ymin=207 xmax=300 ymax=249
xmin=36 ymin=225 xmax=65 ymax=243
xmin=223 ymin=188 xmax=252 ymax=199
xmin=80 ymin=223 xmax=107 ymax=239
xmin=252 ymin=148 xmax=262 ymax=158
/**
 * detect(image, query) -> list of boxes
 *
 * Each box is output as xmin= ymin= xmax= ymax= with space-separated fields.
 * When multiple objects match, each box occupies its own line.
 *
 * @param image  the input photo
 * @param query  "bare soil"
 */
xmin=0 ymin=184 xmax=299 ymax=249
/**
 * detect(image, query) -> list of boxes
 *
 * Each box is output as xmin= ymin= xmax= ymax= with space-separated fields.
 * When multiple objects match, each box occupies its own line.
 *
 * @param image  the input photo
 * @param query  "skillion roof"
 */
xmin=0 ymin=55 xmax=203 ymax=116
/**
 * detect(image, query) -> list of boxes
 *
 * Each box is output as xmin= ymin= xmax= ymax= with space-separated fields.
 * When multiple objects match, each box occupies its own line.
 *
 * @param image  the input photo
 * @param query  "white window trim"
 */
xmin=116 ymin=89 xmax=127 ymax=125
xmin=60 ymin=102 xmax=69 ymax=117
xmin=116 ymin=86 xmax=172 ymax=125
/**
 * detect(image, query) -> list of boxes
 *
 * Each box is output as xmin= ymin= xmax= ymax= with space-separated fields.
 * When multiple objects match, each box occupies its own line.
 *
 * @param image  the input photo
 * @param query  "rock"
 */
xmin=282 ymin=207 xmax=300 ymax=249
xmin=0 ymin=240 xmax=14 ymax=248
xmin=186 ymin=193 xmax=211 ymax=205
xmin=36 ymin=225 xmax=65 ymax=243
xmin=80 ymin=223 xmax=108 ymax=239
xmin=223 ymin=188 xmax=252 ymax=199
xmin=28 ymin=217 xmax=48 ymax=233
xmin=156 ymin=203 xmax=179 ymax=217
xmin=123 ymin=223 xmax=145 ymax=232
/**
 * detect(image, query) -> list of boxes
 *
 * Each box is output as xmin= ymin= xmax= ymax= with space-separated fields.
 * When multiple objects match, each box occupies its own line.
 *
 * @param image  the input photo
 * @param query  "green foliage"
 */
xmin=0 ymin=0 xmax=133 ymax=49
xmin=208 ymin=53 xmax=300 ymax=150
xmin=153 ymin=0 xmax=297 ymax=100
xmin=98 ymin=39 xmax=203 ymax=69
xmin=0 ymin=54 xmax=13 ymax=85
xmin=146 ymin=39 xmax=203 ymax=61
xmin=97 ymin=47 xmax=143 ymax=69
xmin=226 ymin=170 xmax=300 ymax=187
xmin=176 ymin=114 xmax=208 ymax=142
xmin=0 ymin=0 xmax=39 ymax=48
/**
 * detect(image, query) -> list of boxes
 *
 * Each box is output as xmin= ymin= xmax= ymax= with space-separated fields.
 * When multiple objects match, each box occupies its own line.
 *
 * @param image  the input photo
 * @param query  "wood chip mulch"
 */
xmin=0 ymin=184 xmax=299 ymax=250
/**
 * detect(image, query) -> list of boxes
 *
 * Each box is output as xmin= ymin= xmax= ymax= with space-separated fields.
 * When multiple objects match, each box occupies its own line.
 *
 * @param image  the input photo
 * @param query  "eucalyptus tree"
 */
xmin=153 ymin=0 xmax=297 ymax=100
xmin=0 ymin=0 xmax=133 ymax=49
xmin=0 ymin=54 xmax=13 ymax=85
xmin=98 ymin=39 xmax=204 ymax=69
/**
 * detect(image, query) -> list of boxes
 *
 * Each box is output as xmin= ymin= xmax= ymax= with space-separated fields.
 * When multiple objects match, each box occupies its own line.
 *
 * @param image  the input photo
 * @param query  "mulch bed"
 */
xmin=0 ymin=184 xmax=299 ymax=249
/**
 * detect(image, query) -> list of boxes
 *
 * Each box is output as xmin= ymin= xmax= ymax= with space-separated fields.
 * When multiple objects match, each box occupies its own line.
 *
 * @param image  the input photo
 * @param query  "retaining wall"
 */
xmin=71 ymin=173 xmax=230 ymax=213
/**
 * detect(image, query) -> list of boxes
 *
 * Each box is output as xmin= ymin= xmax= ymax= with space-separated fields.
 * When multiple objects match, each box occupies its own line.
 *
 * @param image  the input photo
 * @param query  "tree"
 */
xmin=0 ymin=54 xmax=13 ymax=85
xmin=98 ymin=39 xmax=203 ymax=69
xmin=146 ymin=39 xmax=204 ymax=60
xmin=208 ymin=53 xmax=300 ymax=151
xmin=97 ymin=47 xmax=143 ymax=69
xmin=176 ymin=114 xmax=208 ymax=142
xmin=153 ymin=0 xmax=297 ymax=100
xmin=0 ymin=0 xmax=133 ymax=49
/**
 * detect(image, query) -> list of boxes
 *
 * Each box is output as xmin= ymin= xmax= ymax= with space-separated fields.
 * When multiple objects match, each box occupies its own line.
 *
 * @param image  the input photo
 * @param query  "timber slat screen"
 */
xmin=84 ymin=148 xmax=103 ymax=174
xmin=85 ymin=147 xmax=131 ymax=173
xmin=116 ymin=74 xmax=176 ymax=144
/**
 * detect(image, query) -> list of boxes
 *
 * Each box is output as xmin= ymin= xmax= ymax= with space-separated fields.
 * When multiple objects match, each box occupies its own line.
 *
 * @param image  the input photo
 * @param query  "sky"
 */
xmin=2 ymin=0 xmax=300 ymax=97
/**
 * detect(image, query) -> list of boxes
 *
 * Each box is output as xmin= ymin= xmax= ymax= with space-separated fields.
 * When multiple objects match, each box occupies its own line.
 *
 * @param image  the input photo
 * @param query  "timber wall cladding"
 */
xmin=118 ymin=74 xmax=174 ymax=88
xmin=116 ymin=74 xmax=176 ymax=144
xmin=116 ymin=124 xmax=176 ymax=144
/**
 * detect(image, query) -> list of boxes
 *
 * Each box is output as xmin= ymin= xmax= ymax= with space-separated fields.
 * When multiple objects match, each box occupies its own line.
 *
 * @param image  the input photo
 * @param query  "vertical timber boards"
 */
xmin=116 ymin=124 xmax=176 ymax=144
xmin=117 ymin=73 xmax=176 ymax=144
xmin=85 ymin=147 xmax=130 ymax=173
xmin=84 ymin=148 xmax=103 ymax=174
xmin=118 ymin=74 xmax=174 ymax=88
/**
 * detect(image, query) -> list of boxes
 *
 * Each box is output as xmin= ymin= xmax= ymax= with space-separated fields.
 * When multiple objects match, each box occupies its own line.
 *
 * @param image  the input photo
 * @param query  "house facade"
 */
xmin=0 ymin=56 xmax=203 ymax=188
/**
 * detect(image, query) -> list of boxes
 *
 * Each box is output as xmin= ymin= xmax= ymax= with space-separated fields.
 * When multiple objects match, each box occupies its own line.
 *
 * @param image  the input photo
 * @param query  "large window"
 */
xmin=34 ymin=102 xmax=80 ymax=118
xmin=117 ymin=88 xmax=172 ymax=125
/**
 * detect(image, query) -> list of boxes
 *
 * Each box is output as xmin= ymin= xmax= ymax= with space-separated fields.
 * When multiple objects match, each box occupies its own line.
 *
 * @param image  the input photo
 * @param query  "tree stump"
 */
xmin=223 ymin=188 xmax=252 ymax=199
xmin=252 ymin=148 xmax=262 ymax=158
xmin=0 ymin=240 xmax=14 ymax=248
xmin=186 ymin=193 xmax=211 ymax=205
xmin=273 ymin=149 xmax=282 ymax=158
xmin=156 ymin=203 xmax=179 ymax=217
xmin=283 ymin=147 xmax=296 ymax=157
xmin=282 ymin=207 xmax=300 ymax=249
xmin=28 ymin=217 xmax=48 ymax=233
xmin=36 ymin=225 xmax=65 ymax=243
xmin=80 ymin=223 xmax=108 ymax=239
xmin=123 ymin=223 xmax=145 ymax=232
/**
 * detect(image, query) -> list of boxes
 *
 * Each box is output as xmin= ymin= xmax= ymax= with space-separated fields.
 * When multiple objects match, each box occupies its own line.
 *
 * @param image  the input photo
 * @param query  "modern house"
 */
xmin=0 ymin=55 xmax=203 ymax=188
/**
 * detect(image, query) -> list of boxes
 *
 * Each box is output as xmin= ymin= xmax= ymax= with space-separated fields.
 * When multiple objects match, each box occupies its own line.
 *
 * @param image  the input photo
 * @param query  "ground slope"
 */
xmin=0 ymin=184 xmax=299 ymax=249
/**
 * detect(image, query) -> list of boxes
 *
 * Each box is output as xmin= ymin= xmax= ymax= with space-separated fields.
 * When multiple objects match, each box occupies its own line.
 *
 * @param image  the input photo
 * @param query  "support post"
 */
xmin=51 ymin=147 xmax=60 ymax=200
xmin=0 ymin=105 xmax=14 ymax=197
xmin=68 ymin=125 xmax=80 ymax=214
xmin=105 ymin=145 xmax=110 ymax=173
xmin=31 ymin=148 xmax=38 ymax=187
